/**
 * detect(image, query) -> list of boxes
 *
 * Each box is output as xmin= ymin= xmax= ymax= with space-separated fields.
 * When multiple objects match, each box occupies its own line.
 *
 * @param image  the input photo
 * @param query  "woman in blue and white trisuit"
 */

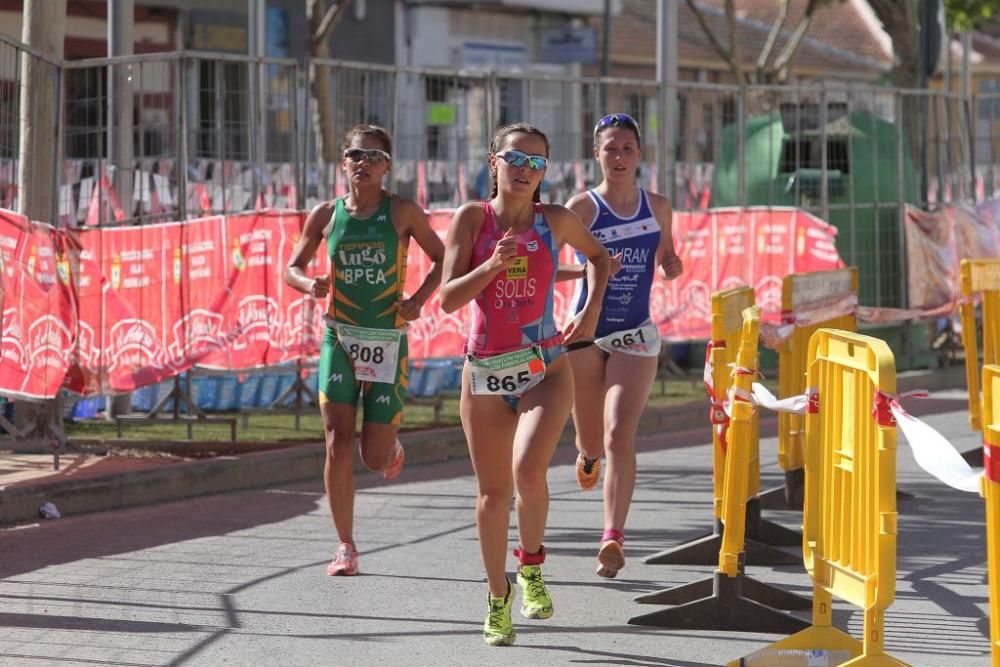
xmin=562 ymin=113 xmax=683 ymax=578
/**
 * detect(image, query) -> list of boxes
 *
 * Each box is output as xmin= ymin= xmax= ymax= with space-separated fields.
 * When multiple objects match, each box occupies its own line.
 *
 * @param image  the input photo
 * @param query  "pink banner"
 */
xmin=0 ymin=211 xmax=75 ymax=400
xmin=0 ymin=205 xmax=843 ymax=399
xmin=656 ymin=207 xmax=843 ymax=340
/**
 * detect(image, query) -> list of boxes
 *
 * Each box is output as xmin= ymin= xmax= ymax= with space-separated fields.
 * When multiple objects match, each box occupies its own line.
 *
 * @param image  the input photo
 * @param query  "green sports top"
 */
xmin=326 ymin=195 xmax=407 ymax=330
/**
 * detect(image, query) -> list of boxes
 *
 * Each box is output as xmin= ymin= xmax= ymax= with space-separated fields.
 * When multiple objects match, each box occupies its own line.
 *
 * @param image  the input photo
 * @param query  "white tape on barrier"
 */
xmin=889 ymin=401 xmax=982 ymax=493
xmin=750 ymin=383 xmax=809 ymax=414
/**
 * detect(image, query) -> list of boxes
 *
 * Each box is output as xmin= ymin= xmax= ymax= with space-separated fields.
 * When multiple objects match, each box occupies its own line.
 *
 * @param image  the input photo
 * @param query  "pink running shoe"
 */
xmin=326 ymin=543 xmax=359 ymax=576
xmin=382 ymin=440 xmax=405 ymax=480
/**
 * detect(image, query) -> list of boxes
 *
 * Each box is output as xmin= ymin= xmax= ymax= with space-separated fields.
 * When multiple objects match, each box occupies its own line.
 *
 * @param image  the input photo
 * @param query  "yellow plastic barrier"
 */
xmin=959 ymin=259 xmax=1000 ymax=432
xmin=717 ymin=305 xmax=763 ymax=577
xmin=982 ymin=364 xmax=1000 ymax=666
xmin=630 ymin=306 xmax=809 ymax=632
xmin=775 ymin=268 xmax=858 ymax=506
xmin=645 ymin=287 xmax=799 ymax=567
xmin=732 ymin=328 xmax=909 ymax=667
xmin=712 ymin=287 xmax=757 ymax=520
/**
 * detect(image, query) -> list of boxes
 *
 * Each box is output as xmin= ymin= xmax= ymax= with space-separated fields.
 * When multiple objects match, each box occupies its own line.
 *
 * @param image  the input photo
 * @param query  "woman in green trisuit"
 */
xmin=285 ymin=124 xmax=444 ymax=576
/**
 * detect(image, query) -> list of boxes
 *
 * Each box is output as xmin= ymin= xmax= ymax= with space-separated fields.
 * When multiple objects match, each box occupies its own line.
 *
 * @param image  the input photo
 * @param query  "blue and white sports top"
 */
xmin=572 ymin=189 xmax=661 ymax=338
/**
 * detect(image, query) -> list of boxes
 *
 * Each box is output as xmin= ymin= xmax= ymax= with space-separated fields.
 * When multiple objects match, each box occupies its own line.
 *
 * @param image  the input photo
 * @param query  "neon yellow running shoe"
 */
xmin=483 ymin=579 xmax=516 ymax=646
xmin=517 ymin=565 xmax=554 ymax=619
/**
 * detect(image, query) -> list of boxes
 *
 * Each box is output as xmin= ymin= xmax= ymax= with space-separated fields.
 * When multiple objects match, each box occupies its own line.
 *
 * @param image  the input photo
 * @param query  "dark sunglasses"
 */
xmin=343 ymin=147 xmax=391 ymax=163
xmin=495 ymin=150 xmax=548 ymax=171
xmin=594 ymin=113 xmax=641 ymax=140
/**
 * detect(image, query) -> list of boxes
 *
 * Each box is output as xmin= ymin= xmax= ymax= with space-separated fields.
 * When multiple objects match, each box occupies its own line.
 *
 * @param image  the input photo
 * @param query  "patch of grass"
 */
xmin=65 ymin=374 xmax=712 ymax=444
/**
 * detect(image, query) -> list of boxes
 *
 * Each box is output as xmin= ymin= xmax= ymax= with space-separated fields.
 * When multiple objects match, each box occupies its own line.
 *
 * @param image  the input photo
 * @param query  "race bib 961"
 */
xmin=594 ymin=323 xmax=661 ymax=357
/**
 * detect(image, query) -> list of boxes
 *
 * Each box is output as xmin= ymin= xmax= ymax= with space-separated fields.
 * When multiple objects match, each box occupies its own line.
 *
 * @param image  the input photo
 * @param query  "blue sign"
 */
xmin=538 ymin=27 xmax=598 ymax=64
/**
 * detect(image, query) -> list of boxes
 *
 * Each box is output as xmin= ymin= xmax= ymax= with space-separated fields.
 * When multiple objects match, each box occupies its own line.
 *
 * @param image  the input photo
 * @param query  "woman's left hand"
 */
xmin=396 ymin=297 xmax=423 ymax=321
xmin=563 ymin=309 xmax=598 ymax=345
xmin=661 ymin=252 xmax=683 ymax=280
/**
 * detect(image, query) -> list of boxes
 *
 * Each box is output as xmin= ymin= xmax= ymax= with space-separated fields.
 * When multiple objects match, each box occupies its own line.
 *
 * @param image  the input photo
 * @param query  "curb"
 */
xmin=0 ymin=366 xmax=967 ymax=526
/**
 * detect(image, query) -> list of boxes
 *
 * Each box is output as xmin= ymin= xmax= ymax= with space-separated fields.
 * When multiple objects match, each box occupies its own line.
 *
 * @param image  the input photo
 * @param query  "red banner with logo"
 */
xmin=0 ymin=211 xmax=75 ymax=400
xmin=655 ymin=207 xmax=842 ymax=340
xmin=0 ymin=206 xmax=842 ymax=399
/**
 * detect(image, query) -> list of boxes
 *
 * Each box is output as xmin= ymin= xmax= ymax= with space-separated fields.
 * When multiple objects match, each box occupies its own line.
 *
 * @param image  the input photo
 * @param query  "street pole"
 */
xmin=108 ymin=0 xmax=134 ymax=224
xmin=600 ymin=0 xmax=611 ymax=110
xmin=249 ymin=0 xmax=267 ymax=204
xmin=656 ymin=0 xmax=677 ymax=197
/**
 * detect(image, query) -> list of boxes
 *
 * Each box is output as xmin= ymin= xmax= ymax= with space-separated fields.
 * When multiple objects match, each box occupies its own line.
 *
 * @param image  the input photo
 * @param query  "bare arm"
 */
xmin=546 ymin=204 xmax=610 ymax=343
xmin=396 ymin=199 xmax=445 ymax=321
xmin=439 ymin=204 xmax=516 ymax=313
xmin=285 ymin=202 xmax=334 ymax=298
xmin=650 ymin=193 xmax=682 ymax=280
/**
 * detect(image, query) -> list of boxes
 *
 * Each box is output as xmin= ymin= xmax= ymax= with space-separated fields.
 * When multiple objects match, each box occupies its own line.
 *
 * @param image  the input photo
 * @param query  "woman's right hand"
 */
xmin=488 ymin=227 xmax=518 ymax=273
xmin=310 ymin=274 xmax=331 ymax=298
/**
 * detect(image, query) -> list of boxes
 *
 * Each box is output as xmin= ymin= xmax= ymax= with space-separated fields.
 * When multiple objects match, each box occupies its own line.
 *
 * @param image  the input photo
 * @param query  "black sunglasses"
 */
xmin=594 ymin=113 xmax=641 ymax=140
xmin=343 ymin=148 xmax=391 ymax=163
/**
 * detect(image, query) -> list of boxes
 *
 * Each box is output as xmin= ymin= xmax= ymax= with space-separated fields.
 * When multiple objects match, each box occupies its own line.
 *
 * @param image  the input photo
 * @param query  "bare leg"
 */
xmin=602 ymin=353 xmax=658 ymax=532
xmin=461 ymin=363 xmax=519 ymax=598
xmin=513 ymin=355 xmax=574 ymax=553
xmin=358 ymin=420 xmax=401 ymax=471
xmin=321 ymin=401 xmax=359 ymax=544
xmin=567 ymin=346 xmax=607 ymax=461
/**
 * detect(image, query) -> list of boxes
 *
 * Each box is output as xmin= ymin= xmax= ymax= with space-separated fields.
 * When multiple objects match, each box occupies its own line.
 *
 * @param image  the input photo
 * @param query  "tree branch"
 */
xmin=685 ymin=0 xmax=744 ymax=83
xmin=773 ymin=0 xmax=820 ymax=82
xmin=313 ymin=0 xmax=354 ymax=47
xmin=724 ymin=0 xmax=745 ymax=83
xmin=756 ymin=0 xmax=790 ymax=75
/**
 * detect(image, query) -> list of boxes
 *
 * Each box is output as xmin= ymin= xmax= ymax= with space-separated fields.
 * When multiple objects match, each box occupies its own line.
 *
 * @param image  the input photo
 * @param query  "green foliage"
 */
xmin=945 ymin=0 xmax=997 ymax=31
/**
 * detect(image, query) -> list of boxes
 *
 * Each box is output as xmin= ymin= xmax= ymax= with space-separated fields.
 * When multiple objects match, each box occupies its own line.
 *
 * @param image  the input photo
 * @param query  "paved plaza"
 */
xmin=0 ymin=391 xmax=991 ymax=666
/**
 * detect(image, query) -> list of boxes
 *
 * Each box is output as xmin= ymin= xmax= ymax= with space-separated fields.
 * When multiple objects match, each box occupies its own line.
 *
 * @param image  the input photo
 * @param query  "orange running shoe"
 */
xmin=596 ymin=530 xmax=625 ymax=578
xmin=575 ymin=453 xmax=601 ymax=490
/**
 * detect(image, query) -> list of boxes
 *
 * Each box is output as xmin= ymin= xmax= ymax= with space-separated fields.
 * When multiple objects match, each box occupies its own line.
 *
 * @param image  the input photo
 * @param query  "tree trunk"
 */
xmin=14 ymin=0 xmax=66 ymax=446
xmin=867 ymin=0 xmax=922 ymax=171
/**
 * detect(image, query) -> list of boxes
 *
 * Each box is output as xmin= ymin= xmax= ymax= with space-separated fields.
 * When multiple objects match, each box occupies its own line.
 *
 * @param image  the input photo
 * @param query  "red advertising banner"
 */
xmin=0 ymin=206 xmax=842 ymax=399
xmin=656 ymin=207 xmax=843 ymax=340
xmin=0 ymin=211 xmax=75 ymax=400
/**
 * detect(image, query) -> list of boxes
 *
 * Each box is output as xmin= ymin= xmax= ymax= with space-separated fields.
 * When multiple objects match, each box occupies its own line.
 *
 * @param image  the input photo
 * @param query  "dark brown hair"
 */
xmin=488 ymin=122 xmax=549 ymax=203
xmin=342 ymin=123 xmax=392 ymax=155
xmin=594 ymin=117 xmax=642 ymax=148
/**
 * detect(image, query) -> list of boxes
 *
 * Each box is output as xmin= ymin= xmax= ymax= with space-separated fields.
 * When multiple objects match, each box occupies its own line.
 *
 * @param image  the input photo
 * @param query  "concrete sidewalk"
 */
xmin=0 ymin=393 xmax=990 ymax=666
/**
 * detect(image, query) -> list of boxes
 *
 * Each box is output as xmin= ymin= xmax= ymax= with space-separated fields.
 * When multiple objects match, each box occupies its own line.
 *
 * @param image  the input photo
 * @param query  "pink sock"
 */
xmin=602 ymin=529 xmax=624 ymax=545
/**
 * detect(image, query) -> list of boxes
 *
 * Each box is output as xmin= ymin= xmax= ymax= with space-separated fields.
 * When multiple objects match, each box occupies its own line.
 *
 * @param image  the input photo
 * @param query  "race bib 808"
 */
xmin=334 ymin=322 xmax=402 ymax=384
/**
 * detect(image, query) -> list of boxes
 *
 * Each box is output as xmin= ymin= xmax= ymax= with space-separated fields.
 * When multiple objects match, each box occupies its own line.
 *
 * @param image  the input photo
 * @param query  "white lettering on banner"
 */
xmin=28 ymin=315 xmax=72 ymax=357
xmin=238 ymin=229 xmax=272 ymax=243
xmin=233 ymin=296 xmax=281 ymax=350
xmin=1 ymin=308 xmax=26 ymax=366
xmin=119 ymin=249 xmax=155 ymax=261
xmin=75 ymin=323 xmax=98 ymax=366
